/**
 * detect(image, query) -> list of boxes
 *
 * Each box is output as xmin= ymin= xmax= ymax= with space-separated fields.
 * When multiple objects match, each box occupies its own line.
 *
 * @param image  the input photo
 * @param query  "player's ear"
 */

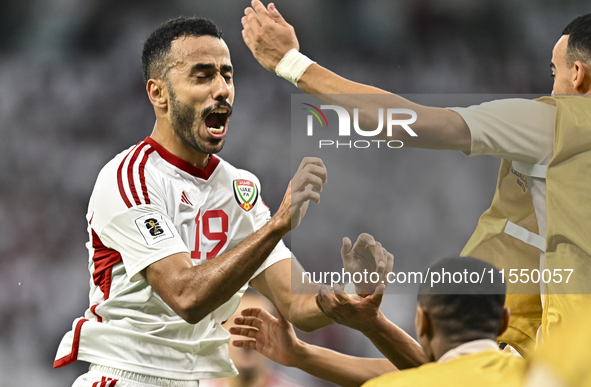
xmin=572 ymin=60 xmax=591 ymax=94
xmin=146 ymin=79 xmax=168 ymax=110
xmin=415 ymin=306 xmax=432 ymax=339
xmin=497 ymin=307 xmax=510 ymax=336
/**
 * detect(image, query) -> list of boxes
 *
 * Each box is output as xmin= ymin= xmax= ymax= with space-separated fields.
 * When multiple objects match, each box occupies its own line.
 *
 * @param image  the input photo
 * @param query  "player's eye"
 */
xmin=550 ymin=72 xmax=555 ymax=78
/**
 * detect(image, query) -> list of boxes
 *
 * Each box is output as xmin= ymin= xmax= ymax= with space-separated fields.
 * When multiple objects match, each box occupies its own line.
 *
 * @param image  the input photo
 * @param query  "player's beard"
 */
xmin=168 ymin=85 xmax=226 ymax=155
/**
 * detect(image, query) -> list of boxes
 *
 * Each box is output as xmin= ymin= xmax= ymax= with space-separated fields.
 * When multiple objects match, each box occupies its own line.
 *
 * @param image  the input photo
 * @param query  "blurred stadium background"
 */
xmin=0 ymin=0 xmax=588 ymax=386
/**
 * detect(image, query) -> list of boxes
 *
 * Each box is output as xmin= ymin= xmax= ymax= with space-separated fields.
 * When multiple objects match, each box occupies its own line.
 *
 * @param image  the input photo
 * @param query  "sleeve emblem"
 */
xmin=134 ymin=213 xmax=174 ymax=246
xmin=233 ymin=179 xmax=259 ymax=212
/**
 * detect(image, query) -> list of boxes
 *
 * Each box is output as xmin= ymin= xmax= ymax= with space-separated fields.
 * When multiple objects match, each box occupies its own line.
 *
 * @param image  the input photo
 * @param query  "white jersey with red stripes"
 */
xmin=54 ymin=137 xmax=291 ymax=381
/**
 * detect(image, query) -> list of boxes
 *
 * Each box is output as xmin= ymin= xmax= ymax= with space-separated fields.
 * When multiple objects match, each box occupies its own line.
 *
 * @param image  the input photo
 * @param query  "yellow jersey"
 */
xmin=362 ymin=350 xmax=526 ymax=387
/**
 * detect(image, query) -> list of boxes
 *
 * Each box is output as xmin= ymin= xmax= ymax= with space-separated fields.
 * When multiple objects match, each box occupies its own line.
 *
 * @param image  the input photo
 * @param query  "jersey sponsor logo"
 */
xmin=233 ymin=179 xmax=258 ymax=212
xmin=134 ymin=213 xmax=174 ymax=246
xmin=92 ymin=377 xmax=118 ymax=387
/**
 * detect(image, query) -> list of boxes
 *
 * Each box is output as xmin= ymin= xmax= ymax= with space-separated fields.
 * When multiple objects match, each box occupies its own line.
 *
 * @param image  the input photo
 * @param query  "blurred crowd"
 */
xmin=0 ymin=0 xmax=587 ymax=386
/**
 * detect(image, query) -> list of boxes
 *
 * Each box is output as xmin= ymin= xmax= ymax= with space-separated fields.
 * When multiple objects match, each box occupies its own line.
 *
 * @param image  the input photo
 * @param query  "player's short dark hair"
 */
xmin=417 ymin=256 xmax=506 ymax=342
xmin=562 ymin=13 xmax=591 ymax=67
xmin=141 ymin=17 xmax=223 ymax=85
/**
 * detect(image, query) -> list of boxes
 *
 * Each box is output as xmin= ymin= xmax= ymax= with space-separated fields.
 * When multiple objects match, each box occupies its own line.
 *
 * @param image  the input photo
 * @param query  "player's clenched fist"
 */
xmin=276 ymin=157 xmax=327 ymax=232
xmin=241 ymin=0 xmax=299 ymax=73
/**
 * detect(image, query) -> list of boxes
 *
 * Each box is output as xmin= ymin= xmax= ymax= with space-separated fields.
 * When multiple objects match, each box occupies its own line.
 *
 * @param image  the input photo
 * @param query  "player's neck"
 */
xmin=150 ymin=123 xmax=210 ymax=169
xmin=429 ymin=334 xmax=461 ymax=361
xmin=431 ymin=335 xmax=495 ymax=361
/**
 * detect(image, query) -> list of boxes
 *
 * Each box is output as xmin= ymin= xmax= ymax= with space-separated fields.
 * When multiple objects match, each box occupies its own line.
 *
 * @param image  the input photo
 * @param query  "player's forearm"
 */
xmin=182 ymin=218 xmax=289 ymax=323
xmin=359 ymin=311 xmax=428 ymax=369
xmin=293 ymin=341 xmax=397 ymax=387
xmin=297 ymin=64 xmax=389 ymax=96
xmin=149 ymin=217 xmax=288 ymax=324
xmin=254 ymin=260 xmax=334 ymax=332
xmin=265 ymin=260 xmax=355 ymax=332
xmin=283 ymin=293 xmax=333 ymax=332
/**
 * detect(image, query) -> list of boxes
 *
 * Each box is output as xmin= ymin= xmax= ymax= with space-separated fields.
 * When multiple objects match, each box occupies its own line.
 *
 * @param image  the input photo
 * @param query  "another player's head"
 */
xmin=142 ymin=17 xmax=233 ymax=156
xmin=415 ymin=256 xmax=508 ymax=362
xmin=551 ymin=13 xmax=591 ymax=95
xmin=225 ymin=290 xmax=276 ymax=383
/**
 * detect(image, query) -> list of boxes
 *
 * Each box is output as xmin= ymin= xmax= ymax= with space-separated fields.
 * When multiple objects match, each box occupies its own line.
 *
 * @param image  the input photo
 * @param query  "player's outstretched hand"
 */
xmin=276 ymin=157 xmax=327 ymax=232
xmin=341 ymin=234 xmax=394 ymax=296
xmin=316 ymin=283 xmax=386 ymax=334
xmin=230 ymin=307 xmax=302 ymax=367
xmin=241 ymin=0 xmax=299 ymax=73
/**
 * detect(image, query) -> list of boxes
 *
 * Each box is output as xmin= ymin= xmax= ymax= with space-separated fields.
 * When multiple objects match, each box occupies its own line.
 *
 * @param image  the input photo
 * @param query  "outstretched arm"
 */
xmin=317 ymin=287 xmax=428 ymax=369
xmin=231 ymin=308 xmax=397 ymax=387
xmin=143 ymin=157 xmax=327 ymax=324
xmin=241 ymin=0 xmax=470 ymax=151
xmin=250 ymin=233 xmax=394 ymax=332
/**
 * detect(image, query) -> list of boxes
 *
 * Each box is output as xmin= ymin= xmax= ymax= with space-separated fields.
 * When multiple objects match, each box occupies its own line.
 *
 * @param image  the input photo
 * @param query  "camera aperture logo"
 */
xmin=303 ymin=103 xmax=417 ymax=149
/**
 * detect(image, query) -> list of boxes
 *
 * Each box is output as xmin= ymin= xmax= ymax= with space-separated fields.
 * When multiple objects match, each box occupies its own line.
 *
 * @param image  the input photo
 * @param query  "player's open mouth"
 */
xmin=205 ymin=108 xmax=230 ymax=137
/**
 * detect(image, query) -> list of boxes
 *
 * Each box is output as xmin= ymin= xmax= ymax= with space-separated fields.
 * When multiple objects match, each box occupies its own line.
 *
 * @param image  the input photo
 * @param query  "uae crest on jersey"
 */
xmin=233 ymin=179 xmax=258 ymax=212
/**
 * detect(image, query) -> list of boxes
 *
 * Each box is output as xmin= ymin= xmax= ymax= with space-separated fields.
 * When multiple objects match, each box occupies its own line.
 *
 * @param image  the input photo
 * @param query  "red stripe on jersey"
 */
xmin=127 ymin=142 xmax=150 ymax=206
xmin=91 ymin=229 xmax=122 ymax=300
xmin=53 ymin=318 xmax=89 ymax=368
xmin=90 ymin=304 xmax=103 ymax=323
xmin=116 ymin=146 xmax=137 ymax=208
xmin=138 ymin=147 xmax=155 ymax=205
xmin=144 ymin=137 xmax=220 ymax=179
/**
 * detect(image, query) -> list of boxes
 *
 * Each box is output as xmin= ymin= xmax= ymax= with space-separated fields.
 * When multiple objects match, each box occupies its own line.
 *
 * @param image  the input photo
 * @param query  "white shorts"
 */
xmin=72 ymin=365 xmax=199 ymax=387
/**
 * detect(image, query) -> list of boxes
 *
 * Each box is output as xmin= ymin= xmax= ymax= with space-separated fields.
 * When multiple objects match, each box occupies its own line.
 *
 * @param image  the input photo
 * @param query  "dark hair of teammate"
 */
xmin=417 ymin=256 xmax=506 ymax=343
xmin=141 ymin=17 xmax=223 ymax=85
xmin=562 ymin=13 xmax=591 ymax=67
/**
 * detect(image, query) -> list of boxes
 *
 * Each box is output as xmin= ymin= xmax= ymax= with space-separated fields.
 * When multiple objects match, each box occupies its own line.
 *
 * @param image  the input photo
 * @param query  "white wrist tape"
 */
xmin=275 ymin=48 xmax=315 ymax=86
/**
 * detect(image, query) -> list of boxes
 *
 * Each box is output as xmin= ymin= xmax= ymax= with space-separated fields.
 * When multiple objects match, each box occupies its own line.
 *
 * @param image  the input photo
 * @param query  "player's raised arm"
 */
xmin=231 ymin=308 xmax=397 ymax=387
xmin=241 ymin=0 xmax=470 ymax=151
xmin=143 ymin=157 xmax=327 ymax=324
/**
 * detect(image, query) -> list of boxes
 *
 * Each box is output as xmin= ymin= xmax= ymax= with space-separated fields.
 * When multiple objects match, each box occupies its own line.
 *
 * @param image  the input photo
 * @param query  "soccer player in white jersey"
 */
xmin=241 ymin=0 xmax=591 ymax=356
xmin=54 ymin=17 xmax=393 ymax=387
